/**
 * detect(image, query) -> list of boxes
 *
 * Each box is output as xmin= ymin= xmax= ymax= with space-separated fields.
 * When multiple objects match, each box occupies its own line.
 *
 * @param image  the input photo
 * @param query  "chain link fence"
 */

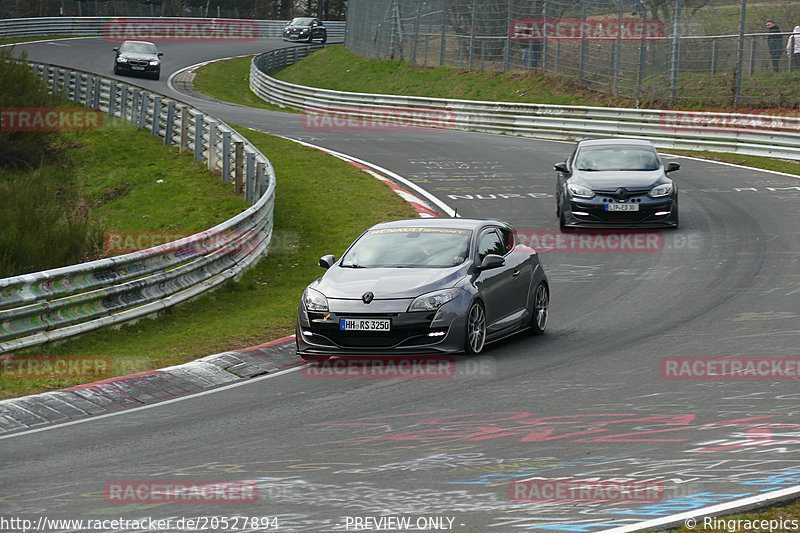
xmin=344 ymin=0 xmax=800 ymax=107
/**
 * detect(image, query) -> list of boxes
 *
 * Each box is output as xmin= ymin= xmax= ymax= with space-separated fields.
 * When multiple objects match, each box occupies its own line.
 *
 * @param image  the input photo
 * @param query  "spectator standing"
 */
xmin=765 ymin=20 xmax=782 ymax=72
xmin=788 ymin=25 xmax=800 ymax=72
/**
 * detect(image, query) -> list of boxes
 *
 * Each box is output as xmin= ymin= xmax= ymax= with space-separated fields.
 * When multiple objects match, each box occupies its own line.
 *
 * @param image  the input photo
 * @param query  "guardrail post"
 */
xmin=93 ymin=76 xmax=101 ymax=109
xmin=74 ymin=73 xmax=83 ymax=104
xmin=193 ymin=113 xmax=204 ymax=162
xmin=179 ymin=106 xmax=190 ymax=153
xmin=208 ymin=121 xmax=218 ymax=173
xmin=245 ymin=152 xmax=256 ymax=204
xmin=222 ymin=131 xmax=231 ymax=182
xmin=138 ymin=92 xmax=149 ymax=129
xmin=165 ymin=101 xmax=176 ymax=145
xmin=151 ymin=96 xmax=162 ymax=137
xmin=120 ymin=85 xmax=129 ymax=120
xmin=85 ymin=75 xmax=94 ymax=108
xmin=131 ymin=89 xmax=140 ymax=125
xmin=234 ymin=141 xmax=244 ymax=194
xmin=109 ymin=80 xmax=117 ymax=117
xmin=256 ymin=161 xmax=266 ymax=199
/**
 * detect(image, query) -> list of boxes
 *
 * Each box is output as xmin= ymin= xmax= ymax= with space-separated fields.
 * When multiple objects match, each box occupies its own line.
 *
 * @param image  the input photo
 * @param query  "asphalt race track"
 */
xmin=4 ymin=37 xmax=800 ymax=532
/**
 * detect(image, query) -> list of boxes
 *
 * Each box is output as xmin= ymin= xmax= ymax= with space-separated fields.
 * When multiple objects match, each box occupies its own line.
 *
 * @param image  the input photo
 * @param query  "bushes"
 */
xmin=0 ymin=46 xmax=65 ymax=169
xmin=0 ymin=164 xmax=104 ymax=278
xmin=0 ymin=46 xmax=103 ymax=277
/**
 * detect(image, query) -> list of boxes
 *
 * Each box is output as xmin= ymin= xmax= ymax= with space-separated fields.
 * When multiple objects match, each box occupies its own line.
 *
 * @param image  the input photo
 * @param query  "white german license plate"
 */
xmin=340 ymin=318 xmax=391 ymax=331
xmin=606 ymin=203 xmax=639 ymax=212
xmin=132 ymin=66 xmax=145 ymax=70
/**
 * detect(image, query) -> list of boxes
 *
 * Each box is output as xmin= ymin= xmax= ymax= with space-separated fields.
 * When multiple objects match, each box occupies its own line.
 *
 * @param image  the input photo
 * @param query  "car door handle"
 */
xmin=512 ymin=270 xmax=521 ymax=277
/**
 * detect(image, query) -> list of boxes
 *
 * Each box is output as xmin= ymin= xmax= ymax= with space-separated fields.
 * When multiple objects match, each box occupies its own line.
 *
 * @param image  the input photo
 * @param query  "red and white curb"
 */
xmin=0 ymin=336 xmax=298 ymax=436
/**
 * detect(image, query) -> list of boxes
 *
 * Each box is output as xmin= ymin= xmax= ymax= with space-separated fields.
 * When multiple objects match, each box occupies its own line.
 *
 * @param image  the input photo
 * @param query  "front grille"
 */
xmin=128 ymin=60 xmax=149 ymax=68
xmin=308 ymin=312 xmax=439 ymax=349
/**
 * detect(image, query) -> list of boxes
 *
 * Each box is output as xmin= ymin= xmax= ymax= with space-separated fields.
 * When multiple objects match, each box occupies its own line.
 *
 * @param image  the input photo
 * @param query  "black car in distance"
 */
xmin=555 ymin=138 xmax=680 ymax=230
xmin=113 ymin=40 xmax=163 ymax=80
xmin=296 ymin=218 xmax=549 ymax=360
xmin=282 ymin=17 xmax=327 ymax=43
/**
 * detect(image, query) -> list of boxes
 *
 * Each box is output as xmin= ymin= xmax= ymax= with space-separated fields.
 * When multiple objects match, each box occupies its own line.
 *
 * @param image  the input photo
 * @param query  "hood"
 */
xmin=313 ymin=265 xmax=466 ymax=300
xmin=570 ymin=169 xmax=667 ymax=191
xmin=120 ymin=52 xmax=159 ymax=61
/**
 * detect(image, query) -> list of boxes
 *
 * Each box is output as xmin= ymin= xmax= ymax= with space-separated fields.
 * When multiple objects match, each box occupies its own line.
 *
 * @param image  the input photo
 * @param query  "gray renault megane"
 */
xmin=555 ymin=138 xmax=680 ymax=230
xmin=296 ymin=218 xmax=549 ymax=360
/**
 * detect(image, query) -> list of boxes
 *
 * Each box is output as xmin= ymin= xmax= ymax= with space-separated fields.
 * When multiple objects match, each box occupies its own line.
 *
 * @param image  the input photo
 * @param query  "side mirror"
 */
xmin=478 ymin=254 xmax=505 ymax=270
xmin=666 ymin=162 xmax=680 ymax=173
xmin=113 ymin=47 xmax=119 ymax=52
xmin=554 ymin=162 xmax=568 ymax=173
xmin=319 ymin=254 xmax=336 ymax=269
xmin=158 ymin=52 xmax=163 ymax=57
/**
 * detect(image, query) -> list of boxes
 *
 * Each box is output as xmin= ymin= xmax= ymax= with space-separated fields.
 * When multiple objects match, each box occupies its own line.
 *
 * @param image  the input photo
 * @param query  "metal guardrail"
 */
xmin=250 ymin=46 xmax=800 ymax=161
xmin=0 ymin=17 xmax=346 ymax=39
xmin=0 ymin=62 xmax=277 ymax=353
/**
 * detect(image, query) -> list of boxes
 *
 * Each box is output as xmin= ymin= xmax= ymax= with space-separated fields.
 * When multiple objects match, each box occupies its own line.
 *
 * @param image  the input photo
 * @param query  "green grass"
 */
xmin=74 ymin=117 xmax=247 ymax=236
xmin=666 ymin=497 xmax=800 ymax=532
xmin=1 ymin=128 xmax=418 ymax=399
xmin=192 ymin=56 xmax=292 ymax=112
xmin=0 ymin=35 xmax=83 ymax=46
xmin=270 ymin=45 xmax=628 ymax=107
xmin=665 ymin=150 xmax=800 ymax=176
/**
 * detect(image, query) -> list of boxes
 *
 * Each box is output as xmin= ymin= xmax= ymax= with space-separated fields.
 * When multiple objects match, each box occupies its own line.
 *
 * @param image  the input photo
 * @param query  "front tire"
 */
xmin=465 ymin=301 xmax=487 ymax=354
xmin=527 ymin=282 xmax=549 ymax=335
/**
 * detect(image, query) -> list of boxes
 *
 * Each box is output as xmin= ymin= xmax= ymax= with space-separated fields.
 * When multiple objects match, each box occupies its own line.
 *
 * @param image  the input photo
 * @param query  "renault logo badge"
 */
xmin=362 ymin=291 xmax=374 ymax=304
xmin=616 ymin=187 xmax=629 ymax=201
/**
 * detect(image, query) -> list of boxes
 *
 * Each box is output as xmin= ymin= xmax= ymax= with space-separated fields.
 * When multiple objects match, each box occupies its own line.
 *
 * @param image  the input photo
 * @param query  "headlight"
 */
xmin=149 ymin=60 xmax=160 ymax=66
xmin=304 ymin=288 xmax=328 ymax=312
xmin=408 ymin=288 xmax=461 ymax=312
xmin=116 ymin=57 xmax=128 ymax=63
xmin=300 ymin=28 xmax=309 ymax=33
xmin=649 ymin=182 xmax=673 ymax=198
xmin=567 ymin=183 xmax=595 ymax=199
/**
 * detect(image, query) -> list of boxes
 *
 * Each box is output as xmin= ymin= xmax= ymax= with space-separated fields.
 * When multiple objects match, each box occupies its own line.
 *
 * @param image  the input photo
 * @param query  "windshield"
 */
xmin=290 ymin=17 xmax=315 ymax=26
xmin=120 ymin=42 xmax=157 ymax=55
xmin=341 ymin=227 xmax=472 ymax=268
xmin=575 ymin=146 xmax=660 ymax=171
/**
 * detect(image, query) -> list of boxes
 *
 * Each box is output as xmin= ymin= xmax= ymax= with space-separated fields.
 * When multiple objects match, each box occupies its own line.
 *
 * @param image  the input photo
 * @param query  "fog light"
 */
xmin=573 ymin=211 xmax=589 ymax=216
xmin=302 ymin=330 xmax=313 ymax=336
xmin=655 ymin=211 xmax=669 ymax=216
xmin=428 ymin=331 xmax=446 ymax=337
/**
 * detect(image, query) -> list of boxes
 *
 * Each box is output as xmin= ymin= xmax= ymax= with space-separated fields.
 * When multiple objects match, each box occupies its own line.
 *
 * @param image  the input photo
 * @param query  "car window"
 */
xmin=340 ymin=227 xmax=472 ymax=268
xmin=120 ymin=42 xmax=157 ymax=54
xmin=575 ymin=146 xmax=659 ymax=171
xmin=477 ymin=230 xmax=505 ymax=262
xmin=498 ymin=227 xmax=514 ymax=252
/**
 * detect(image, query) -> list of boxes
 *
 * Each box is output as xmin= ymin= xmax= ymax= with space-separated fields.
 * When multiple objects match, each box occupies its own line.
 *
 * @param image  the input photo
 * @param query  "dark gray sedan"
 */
xmin=296 ymin=218 xmax=549 ymax=360
xmin=282 ymin=17 xmax=327 ymax=43
xmin=555 ymin=138 xmax=680 ymax=230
